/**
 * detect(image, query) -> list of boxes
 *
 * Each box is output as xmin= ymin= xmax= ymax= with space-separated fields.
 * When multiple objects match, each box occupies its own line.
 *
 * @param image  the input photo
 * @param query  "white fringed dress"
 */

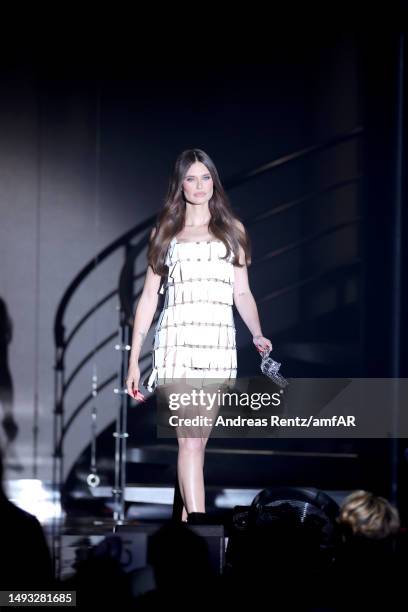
xmin=143 ymin=237 xmax=237 ymax=392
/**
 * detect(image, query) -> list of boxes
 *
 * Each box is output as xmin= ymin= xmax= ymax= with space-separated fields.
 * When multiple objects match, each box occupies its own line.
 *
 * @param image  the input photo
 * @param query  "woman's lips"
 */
xmin=195 ymin=193 xmax=206 ymax=196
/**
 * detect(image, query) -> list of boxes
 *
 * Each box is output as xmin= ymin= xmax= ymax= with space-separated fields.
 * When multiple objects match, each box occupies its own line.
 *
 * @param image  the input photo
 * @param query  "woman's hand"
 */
xmin=253 ymin=334 xmax=273 ymax=356
xmin=125 ymin=363 xmax=146 ymax=402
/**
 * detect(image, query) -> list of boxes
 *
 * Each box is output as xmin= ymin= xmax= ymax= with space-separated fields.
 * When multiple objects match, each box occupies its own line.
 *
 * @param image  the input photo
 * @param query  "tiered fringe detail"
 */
xmin=143 ymin=238 xmax=237 ymax=392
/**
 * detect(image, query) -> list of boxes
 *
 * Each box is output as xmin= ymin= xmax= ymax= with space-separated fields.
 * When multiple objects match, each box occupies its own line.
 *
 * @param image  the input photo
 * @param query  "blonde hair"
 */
xmin=337 ymin=490 xmax=400 ymax=540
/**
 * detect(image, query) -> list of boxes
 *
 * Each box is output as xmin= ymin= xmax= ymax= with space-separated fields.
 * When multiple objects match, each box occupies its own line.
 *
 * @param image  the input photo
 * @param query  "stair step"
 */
xmin=123 ymin=444 xmax=363 ymax=490
xmin=127 ymin=443 xmax=358 ymax=463
xmin=88 ymin=484 xmax=352 ymax=507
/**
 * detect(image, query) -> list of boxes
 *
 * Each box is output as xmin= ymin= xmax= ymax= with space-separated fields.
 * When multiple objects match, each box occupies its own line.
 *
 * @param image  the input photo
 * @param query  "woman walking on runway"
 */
xmin=126 ymin=148 xmax=272 ymax=523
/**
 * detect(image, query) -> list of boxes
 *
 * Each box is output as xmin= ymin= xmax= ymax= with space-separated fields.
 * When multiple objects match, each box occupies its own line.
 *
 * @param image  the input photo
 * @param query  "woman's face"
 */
xmin=182 ymin=161 xmax=214 ymax=205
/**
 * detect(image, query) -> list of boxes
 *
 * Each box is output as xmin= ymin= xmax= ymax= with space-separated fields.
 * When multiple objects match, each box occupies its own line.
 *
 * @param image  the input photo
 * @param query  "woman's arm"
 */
xmin=128 ymin=266 xmax=161 ymax=367
xmin=233 ymin=221 xmax=272 ymax=353
xmin=128 ymin=227 xmax=161 ymax=368
xmin=126 ymin=229 xmax=163 ymax=402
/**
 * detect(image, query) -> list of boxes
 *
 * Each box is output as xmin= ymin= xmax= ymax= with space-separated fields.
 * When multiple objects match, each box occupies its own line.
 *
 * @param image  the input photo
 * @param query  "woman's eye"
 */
xmin=186 ymin=176 xmax=211 ymax=182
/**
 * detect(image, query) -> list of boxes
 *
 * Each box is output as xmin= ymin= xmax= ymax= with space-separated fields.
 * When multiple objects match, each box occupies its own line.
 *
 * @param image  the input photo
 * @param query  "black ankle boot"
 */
xmin=187 ymin=512 xmax=208 ymax=525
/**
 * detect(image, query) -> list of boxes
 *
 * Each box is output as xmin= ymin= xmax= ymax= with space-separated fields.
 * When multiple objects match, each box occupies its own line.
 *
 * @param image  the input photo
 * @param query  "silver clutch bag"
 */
xmin=260 ymin=348 xmax=289 ymax=389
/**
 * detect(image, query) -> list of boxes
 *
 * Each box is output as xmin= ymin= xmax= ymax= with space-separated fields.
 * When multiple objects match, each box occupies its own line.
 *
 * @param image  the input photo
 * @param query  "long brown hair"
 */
xmin=147 ymin=148 xmax=251 ymax=276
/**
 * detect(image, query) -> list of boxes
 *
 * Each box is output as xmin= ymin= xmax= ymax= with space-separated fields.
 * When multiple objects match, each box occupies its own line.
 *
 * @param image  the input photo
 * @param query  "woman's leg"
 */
xmin=177 ymin=436 xmax=206 ymax=515
xmin=180 ymin=441 xmax=207 ymax=521
xmin=175 ymin=378 xmax=226 ymax=520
